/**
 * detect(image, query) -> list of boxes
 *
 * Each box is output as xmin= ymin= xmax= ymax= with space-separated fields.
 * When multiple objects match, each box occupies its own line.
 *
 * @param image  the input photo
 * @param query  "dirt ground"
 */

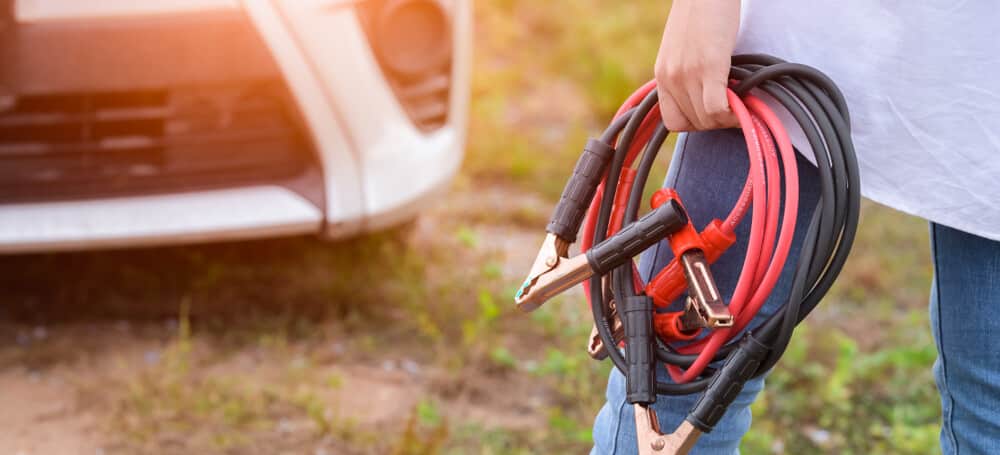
xmin=0 ymin=325 xmax=543 ymax=454
xmin=0 ymin=324 xmax=148 ymax=454
xmin=0 ymin=185 xmax=563 ymax=455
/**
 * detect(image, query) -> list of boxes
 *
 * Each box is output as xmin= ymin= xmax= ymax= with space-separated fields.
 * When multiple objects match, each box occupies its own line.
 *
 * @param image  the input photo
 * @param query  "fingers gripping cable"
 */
xmin=514 ymin=54 xmax=859 ymax=454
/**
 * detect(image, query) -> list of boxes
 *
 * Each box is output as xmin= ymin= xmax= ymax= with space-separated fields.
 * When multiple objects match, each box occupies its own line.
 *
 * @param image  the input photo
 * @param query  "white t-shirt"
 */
xmin=736 ymin=1 xmax=1000 ymax=240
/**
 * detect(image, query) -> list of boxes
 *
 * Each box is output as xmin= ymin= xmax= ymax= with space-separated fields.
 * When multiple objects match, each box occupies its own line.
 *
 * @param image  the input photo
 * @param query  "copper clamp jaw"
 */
xmin=514 ymin=232 xmax=581 ymax=312
xmin=634 ymin=405 xmax=702 ymax=455
xmin=678 ymin=250 xmax=732 ymax=329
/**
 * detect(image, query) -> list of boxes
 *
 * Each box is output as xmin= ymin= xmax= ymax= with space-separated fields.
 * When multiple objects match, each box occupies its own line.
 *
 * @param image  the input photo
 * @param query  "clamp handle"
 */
xmin=622 ymin=295 xmax=656 ymax=405
xmin=645 ymin=220 xmax=735 ymax=308
xmin=586 ymin=199 xmax=687 ymax=274
xmin=686 ymin=334 xmax=769 ymax=433
xmin=547 ymin=138 xmax=615 ymax=242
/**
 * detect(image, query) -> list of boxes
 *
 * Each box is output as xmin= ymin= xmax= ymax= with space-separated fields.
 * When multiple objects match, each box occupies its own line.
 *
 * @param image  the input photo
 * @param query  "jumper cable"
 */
xmin=514 ymin=54 xmax=859 ymax=454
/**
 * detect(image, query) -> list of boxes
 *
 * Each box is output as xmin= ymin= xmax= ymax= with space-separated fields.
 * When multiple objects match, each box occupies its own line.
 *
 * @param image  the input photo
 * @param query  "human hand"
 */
xmin=655 ymin=0 xmax=741 ymax=131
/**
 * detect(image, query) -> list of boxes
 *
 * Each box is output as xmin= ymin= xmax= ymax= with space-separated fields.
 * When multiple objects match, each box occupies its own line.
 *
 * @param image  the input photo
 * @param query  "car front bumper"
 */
xmin=0 ymin=0 xmax=470 ymax=253
xmin=0 ymin=186 xmax=321 ymax=253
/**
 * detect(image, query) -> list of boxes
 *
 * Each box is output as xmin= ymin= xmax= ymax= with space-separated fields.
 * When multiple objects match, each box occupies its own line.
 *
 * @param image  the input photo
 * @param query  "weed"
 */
xmin=391 ymin=403 xmax=450 ymax=455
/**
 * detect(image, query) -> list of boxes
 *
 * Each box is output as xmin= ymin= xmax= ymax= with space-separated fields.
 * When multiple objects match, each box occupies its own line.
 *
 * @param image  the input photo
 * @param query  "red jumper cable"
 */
xmin=514 ymin=55 xmax=859 ymax=454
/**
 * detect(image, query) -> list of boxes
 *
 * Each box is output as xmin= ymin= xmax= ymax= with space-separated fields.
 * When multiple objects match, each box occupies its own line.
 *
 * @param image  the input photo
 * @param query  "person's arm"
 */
xmin=655 ymin=0 xmax=741 ymax=131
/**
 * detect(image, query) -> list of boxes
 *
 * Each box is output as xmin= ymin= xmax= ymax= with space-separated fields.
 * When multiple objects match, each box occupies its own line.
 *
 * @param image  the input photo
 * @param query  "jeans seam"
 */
xmin=609 ymin=389 xmax=626 ymax=454
xmin=931 ymin=223 xmax=959 ymax=454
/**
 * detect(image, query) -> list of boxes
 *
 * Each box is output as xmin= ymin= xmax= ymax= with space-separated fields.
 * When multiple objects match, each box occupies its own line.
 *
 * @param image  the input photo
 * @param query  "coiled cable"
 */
xmin=584 ymin=54 xmax=860 ymax=396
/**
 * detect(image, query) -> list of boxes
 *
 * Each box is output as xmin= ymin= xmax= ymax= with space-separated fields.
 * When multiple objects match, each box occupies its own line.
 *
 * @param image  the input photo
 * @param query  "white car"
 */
xmin=0 ymin=0 xmax=471 ymax=253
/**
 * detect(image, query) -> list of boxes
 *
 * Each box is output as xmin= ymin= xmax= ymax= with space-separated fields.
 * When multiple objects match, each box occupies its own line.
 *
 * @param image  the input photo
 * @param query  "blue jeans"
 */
xmin=931 ymin=223 xmax=1000 ymax=454
xmin=592 ymin=130 xmax=1000 ymax=454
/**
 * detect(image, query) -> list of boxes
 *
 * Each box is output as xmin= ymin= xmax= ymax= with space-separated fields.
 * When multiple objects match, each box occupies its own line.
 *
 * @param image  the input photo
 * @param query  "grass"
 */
xmin=3 ymin=1 xmax=941 ymax=453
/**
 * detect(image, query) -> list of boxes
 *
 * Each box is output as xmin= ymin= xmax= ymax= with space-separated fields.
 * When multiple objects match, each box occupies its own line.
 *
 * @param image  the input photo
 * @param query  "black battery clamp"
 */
xmin=515 ymin=54 xmax=860 ymax=454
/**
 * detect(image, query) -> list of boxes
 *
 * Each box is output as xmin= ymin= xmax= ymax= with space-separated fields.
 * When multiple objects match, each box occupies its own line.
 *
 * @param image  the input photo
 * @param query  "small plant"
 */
xmin=391 ymin=401 xmax=450 ymax=455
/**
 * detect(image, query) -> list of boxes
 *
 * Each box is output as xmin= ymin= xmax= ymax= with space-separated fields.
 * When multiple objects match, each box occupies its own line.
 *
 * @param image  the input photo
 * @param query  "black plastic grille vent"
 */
xmin=395 ymin=71 xmax=450 ymax=130
xmin=0 ymin=80 xmax=312 ymax=202
xmin=356 ymin=0 xmax=452 ymax=132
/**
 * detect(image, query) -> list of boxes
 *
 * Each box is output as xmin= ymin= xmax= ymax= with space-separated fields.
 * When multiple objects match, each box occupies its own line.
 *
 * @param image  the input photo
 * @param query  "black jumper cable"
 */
xmin=514 ymin=54 xmax=859 ymax=454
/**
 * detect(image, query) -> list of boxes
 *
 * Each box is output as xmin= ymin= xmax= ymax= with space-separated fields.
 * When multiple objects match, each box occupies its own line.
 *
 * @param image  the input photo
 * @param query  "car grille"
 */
xmin=0 ymin=80 xmax=313 ymax=203
xmin=395 ymin=72 xmax=450 ymax=131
